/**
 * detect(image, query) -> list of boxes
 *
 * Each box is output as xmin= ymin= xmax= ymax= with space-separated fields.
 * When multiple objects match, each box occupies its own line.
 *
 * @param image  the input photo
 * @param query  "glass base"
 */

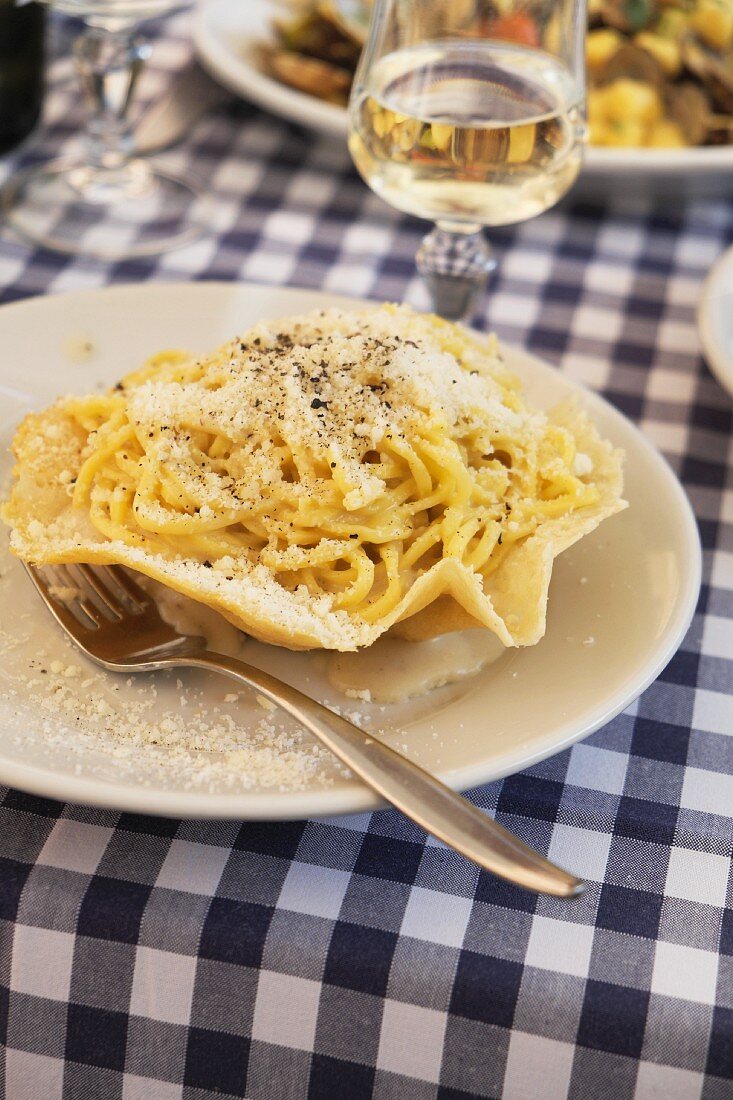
xmin=2 ymin=158 xmax=205 ymax=259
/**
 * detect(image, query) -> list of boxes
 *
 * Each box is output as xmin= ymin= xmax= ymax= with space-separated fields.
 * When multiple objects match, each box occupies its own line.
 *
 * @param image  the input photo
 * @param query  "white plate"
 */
xmin=0 ymin=281 xmax=700 ymax=819
xmin=698 ymin=243 xmax=733 ymax=399
xmin=194 ymin=0 xmax=733 ymax=198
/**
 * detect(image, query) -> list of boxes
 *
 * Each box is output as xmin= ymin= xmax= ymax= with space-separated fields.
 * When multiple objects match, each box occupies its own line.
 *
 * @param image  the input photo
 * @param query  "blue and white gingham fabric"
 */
xmin=0 ymin=12 xmax=731 ymax=1100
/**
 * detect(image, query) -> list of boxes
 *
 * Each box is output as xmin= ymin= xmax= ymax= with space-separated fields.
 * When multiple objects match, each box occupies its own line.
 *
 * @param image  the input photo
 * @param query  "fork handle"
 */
xmin=180 ymin=650 xmax=583 ymax=898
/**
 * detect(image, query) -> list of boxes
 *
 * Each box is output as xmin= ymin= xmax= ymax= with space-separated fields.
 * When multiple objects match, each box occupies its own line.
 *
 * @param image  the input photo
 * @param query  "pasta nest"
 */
xmin=2 ymin=304 xmax=625 ymax=651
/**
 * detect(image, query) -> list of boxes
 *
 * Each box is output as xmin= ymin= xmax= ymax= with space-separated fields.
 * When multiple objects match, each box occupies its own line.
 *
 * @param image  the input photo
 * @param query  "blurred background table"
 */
xmin=0 ymin=12 xmax=731 ymax=1100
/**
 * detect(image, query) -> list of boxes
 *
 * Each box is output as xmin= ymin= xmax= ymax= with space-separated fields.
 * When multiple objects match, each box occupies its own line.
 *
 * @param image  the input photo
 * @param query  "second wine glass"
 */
xmin=2 ymin=0 xmax=204 ymax=260
xmin=347 ymin=0 xmax=586 ymax=321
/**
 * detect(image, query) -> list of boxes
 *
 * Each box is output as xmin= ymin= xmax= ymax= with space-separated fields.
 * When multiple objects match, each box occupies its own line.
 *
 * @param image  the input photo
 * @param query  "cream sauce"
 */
xmin=141 ymin=578 xmax=505 ymax=704
xmin=139 ymin=579 xmax=249 ymax=657
xmin=326 ymin=629 xmax=506 ymax=704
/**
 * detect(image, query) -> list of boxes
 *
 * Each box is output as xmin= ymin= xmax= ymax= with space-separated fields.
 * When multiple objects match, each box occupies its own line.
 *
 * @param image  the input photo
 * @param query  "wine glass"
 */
xmin=2 ymin=0 xmax=204 ymax=259
xmin=347 ymin=0 xmax=586 ymax=322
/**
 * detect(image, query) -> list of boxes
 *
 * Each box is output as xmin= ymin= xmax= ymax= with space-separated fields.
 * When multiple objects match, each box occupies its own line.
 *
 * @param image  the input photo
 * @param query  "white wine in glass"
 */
xmin=348 ymin=1 xmax=586 ymax=321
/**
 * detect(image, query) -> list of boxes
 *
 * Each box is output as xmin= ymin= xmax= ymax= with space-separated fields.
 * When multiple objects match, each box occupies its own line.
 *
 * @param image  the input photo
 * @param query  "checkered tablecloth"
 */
xmin=0 ymin=11 xmax=731 ymax=1100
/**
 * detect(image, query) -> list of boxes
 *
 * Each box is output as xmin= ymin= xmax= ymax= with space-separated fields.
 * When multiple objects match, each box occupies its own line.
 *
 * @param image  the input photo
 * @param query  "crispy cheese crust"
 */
xmin=2 ymin=305 xmax=626 ymax=651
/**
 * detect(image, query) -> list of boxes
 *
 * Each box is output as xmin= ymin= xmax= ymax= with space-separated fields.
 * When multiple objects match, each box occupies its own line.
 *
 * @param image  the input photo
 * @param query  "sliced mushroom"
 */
xmin=588 ymin=0 xmax=607 ymax=31
xmin=664 ymin=80 xmax=711 ymax=144
xmin=705 ymin=111 xmax=733 ymax=142
xmin=681 ymin=37 xmax=733 ymax=113
xmin=263 ymin=48 xmax=353 ymax=104
xmin=595 ymin=42 xmax=666 ymax=86
xmin=272 ymin=9 xmax=362 ymax=67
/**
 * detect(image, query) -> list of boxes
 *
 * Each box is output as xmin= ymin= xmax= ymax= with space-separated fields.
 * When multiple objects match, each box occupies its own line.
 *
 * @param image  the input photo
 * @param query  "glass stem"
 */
xmin=416 ymin=223 xmax=496 ymax=323
xmin=72 ymin=26 xmax=151 ymax=196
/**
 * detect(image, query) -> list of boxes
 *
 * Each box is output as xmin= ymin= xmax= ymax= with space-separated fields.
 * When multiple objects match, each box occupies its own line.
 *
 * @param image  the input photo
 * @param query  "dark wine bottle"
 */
xmin=0 ymin=0 xmax=45 ymax=155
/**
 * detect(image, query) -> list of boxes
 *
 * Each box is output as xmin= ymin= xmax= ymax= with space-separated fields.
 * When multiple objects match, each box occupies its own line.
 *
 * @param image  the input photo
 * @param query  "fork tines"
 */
xmin=25 ymin=561 xmax=150 ymax=631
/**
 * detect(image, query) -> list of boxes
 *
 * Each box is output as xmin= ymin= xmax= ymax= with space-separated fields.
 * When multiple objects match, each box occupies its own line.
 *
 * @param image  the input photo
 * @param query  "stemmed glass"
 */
xmin=2 ymin=0 xmax=204 ymax=259
xmin=347 ymin=0 xmax=586 ymax=321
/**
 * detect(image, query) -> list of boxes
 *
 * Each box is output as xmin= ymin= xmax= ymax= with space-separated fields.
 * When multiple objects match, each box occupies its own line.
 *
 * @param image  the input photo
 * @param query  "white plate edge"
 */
xmin=698 ymin=244 xmax=733 ymax=400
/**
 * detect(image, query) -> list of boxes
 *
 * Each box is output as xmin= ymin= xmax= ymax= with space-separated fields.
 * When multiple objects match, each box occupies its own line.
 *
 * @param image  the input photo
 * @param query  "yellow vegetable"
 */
xmin=430 ymin=123 xmax=453 ymax=152
xmin=394 ymin=119 xmax=421 ymax=152
xmin=656 ymin=9 xmax=688 ymax=39
xmin=634 ymin=31 xmax=681 ymax=75
xmin=507 ymin=123 xmax=537 ymax=162
xmin=371 ymin=107 xmax=395 ymax=138
xmin=601 ymin=120 xmax=647 ymax=146
xmin=586 ymin=29 xmax=623 ymax=69
xmin=544 ymin=12 xmax=562 ymax=55
xmin=692 ymin=0 xmax=733 ymax=49
xmin=588 ymin=118 xmax=612 ymax=144
xmin=587 ymin=86 xmax=611 ymax=122
xmin=601 ymin=78 xmax=663 ymax=124
xmin=647 ymin=119 xmax=689 ymax=146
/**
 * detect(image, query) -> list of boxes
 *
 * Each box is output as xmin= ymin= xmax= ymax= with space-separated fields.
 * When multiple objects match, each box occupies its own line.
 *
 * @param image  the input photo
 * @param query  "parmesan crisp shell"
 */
xmin=2 ymin=312 xmax=625 ymax=652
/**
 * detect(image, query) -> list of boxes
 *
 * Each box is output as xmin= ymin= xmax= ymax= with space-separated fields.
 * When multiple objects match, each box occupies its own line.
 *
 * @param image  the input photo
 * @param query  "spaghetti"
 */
xmin=3 ymin=305 xmax=626 ymax=650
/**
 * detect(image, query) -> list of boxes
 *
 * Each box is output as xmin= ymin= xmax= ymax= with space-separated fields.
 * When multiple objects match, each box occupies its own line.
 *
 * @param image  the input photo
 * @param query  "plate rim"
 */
xmin=193 ymin=0 xmax=733 ymax=178
xmin=0 ymin=280 xmax=702 ymax=819
xmin=698 ymin=243 xmax=733 ymax=400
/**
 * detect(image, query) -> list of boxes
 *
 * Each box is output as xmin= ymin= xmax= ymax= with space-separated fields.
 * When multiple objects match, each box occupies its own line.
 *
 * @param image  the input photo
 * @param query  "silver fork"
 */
xmin=23 ymin=561 xmax=583 ymax=897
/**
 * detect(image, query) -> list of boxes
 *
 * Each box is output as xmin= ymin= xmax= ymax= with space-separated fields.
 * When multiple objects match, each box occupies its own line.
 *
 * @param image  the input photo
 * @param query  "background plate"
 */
xmin=194 ymin=0 xmax=733 ymax=200
xmin=0 ymin=281 xmax=701 ymax=818
xmin=698 ymin=243 xmax=733 ymax=400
